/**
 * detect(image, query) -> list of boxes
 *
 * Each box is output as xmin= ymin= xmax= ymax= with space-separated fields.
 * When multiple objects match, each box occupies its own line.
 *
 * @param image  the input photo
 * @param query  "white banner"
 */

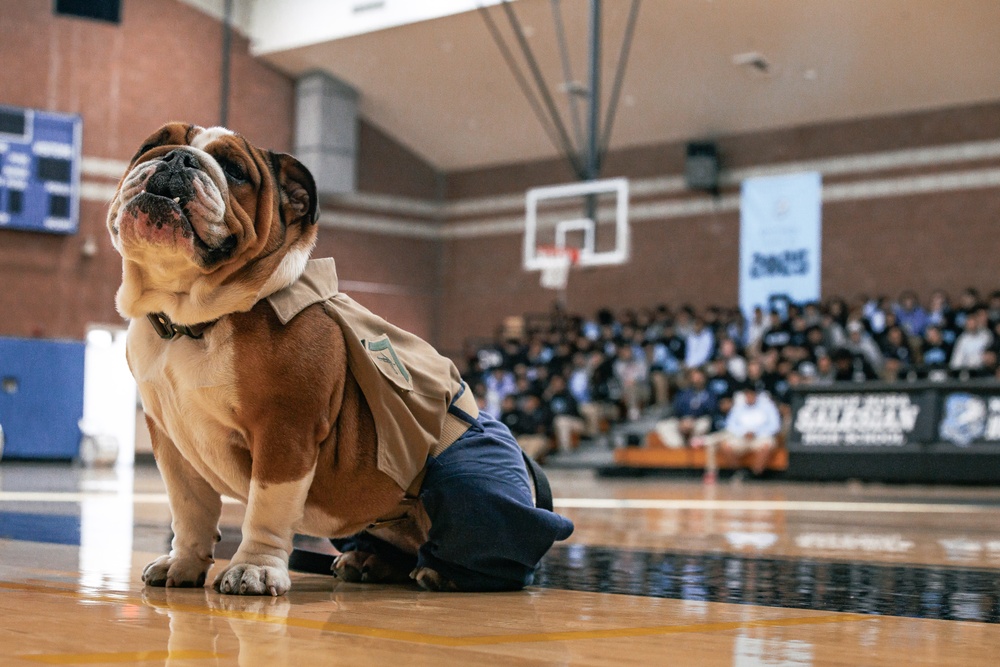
xmin=739 ymin=172 xmax=822 ymax=316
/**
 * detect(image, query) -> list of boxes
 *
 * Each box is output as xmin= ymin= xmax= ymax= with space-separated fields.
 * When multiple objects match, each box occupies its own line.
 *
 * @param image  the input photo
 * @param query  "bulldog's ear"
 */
xmin=270 ymin=152 xmax=319 ymax=226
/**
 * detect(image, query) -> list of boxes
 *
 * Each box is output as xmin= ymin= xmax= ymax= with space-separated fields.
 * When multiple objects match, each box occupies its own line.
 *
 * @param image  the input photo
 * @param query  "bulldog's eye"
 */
xmin=217 ymin=157 xmax=248 ymax=183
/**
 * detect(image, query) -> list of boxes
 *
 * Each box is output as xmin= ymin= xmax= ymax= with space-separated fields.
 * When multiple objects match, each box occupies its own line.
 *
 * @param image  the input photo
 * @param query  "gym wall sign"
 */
xmin=789 ymin=390 xmax=937 ymax=451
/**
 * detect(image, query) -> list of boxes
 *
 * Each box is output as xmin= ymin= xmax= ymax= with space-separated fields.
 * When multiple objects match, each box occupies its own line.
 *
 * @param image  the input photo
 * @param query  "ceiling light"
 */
xmin=732 ymin=52 xmax=772 ymax=76
xmin=352 ymin=1 xmax=385 ymax=13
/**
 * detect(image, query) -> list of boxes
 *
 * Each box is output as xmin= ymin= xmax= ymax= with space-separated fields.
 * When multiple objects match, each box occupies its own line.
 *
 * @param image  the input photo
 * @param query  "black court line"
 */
xmin=535 ymin=545 xmax=1000 ymax=624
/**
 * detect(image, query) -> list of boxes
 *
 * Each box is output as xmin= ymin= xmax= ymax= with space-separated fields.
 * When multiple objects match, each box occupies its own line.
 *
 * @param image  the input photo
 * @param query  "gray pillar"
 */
xmin=294 ymin=71 xmax=358 ymax=195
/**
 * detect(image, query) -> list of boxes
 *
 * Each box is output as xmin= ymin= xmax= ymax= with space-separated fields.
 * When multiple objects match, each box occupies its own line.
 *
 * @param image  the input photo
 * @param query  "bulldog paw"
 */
xmin=213 ymin=562 xmax=291 ymax=596
xmin=332 ymin=551 xmax=410 ymax=584
xmin=142 ymin=555 xmax=209 ymax=588
xmin=410 ymin=567 xmax=459 ymax=592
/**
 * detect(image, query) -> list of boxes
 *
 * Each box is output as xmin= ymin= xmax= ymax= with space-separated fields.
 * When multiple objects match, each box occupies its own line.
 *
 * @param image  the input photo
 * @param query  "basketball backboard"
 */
xmin=523 ymin=177 xmax=630 ymax=272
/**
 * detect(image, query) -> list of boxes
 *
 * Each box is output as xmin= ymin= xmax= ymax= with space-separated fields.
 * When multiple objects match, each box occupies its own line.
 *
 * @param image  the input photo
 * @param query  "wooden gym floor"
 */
xmin=1 ymin=461 xmax=999 ymax=665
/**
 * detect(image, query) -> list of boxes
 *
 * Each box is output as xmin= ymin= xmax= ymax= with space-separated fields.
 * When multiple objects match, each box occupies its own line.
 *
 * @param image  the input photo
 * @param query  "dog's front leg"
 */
xmin=143 ymin=421 xmax=223 ymax=588
xmin=213 ymin=462 xmax=317 ymax=596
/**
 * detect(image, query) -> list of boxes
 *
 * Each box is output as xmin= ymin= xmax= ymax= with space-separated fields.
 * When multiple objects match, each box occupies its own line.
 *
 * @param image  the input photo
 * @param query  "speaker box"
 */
xmin=685 ymin=142 xmax=720 ymax=192
xmin=55 ymin=0 xmax=121 ymax=24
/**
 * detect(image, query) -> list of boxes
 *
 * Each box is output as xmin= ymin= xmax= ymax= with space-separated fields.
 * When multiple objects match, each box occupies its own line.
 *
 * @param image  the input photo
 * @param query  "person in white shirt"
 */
xmin=684 ymin=317 xmax=715 ymax=369
xmin=744 ymin=307 xmax=767 ymax=352
xmin=950 ymin=309 xmax=993 ymax=371
xmin=695 ymin=386 xmax=782 ymax=479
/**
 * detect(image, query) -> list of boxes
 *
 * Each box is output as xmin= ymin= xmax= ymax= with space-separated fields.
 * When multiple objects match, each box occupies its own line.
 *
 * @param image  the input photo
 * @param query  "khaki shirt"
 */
xmin=267 ymin=258 xmax=464 ymax=490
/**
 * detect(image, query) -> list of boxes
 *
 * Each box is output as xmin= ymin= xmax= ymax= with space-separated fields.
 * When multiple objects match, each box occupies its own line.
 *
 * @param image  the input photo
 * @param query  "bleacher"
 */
xmin=464 ymin=289 xmax=1000 ymax=479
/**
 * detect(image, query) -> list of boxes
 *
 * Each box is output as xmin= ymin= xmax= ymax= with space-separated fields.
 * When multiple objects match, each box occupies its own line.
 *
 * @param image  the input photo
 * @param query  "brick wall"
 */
xmin=0 ymin=0 xmax=440 ymax=341
xmin=1 ymin=0 xmax=999 ymax=357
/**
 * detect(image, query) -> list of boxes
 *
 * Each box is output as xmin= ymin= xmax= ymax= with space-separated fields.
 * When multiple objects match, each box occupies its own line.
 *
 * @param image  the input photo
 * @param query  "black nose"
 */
xmin=161 ymin=149 xmax=200 ymax=171
xmin=146 ymin=150 xmax=198 ymax=201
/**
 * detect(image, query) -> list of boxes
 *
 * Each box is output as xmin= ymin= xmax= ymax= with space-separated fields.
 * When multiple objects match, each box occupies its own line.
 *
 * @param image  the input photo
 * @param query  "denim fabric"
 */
xmin=333 ymin=407 xmax=574 ymax=592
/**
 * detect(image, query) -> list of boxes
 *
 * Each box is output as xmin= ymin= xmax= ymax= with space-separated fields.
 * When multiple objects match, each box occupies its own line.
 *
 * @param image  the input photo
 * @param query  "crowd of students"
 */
xmin=461 ymin=287 xmax=1000 ymax=462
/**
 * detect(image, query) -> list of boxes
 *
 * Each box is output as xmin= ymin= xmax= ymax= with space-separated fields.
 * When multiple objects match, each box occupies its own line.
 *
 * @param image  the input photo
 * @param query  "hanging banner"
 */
xmin=739 ymin=172 xmax=822 ymax=315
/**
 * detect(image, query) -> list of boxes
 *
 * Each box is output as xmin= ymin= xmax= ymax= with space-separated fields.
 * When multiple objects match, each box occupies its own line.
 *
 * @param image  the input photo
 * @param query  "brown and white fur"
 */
xmin=109 ymin=123 xmax=434 ymax=595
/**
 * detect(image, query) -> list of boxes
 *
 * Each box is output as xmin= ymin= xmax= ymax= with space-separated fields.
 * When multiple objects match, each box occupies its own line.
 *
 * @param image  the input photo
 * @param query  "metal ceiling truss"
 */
xmin=477 ymin=0 xmax=642 ymax=182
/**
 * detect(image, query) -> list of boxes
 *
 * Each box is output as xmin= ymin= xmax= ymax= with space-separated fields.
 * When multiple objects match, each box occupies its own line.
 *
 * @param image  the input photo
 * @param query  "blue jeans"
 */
xmin=334 ymin=402 xmax=575 ymax=591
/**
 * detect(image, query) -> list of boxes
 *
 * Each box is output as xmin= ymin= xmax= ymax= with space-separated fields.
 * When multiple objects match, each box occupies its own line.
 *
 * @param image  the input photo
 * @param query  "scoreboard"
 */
xmin=0 ymin=106 xmax=82 ymax=235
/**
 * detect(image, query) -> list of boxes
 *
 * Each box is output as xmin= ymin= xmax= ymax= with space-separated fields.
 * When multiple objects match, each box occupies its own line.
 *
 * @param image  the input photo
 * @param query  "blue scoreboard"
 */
xmin=0 ymin=106 xmax=82 ymax=235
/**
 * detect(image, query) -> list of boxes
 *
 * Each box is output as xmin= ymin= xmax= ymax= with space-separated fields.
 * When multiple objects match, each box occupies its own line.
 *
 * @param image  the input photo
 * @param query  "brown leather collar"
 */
xmin=146 ymin=312 xmax=217 ymax=340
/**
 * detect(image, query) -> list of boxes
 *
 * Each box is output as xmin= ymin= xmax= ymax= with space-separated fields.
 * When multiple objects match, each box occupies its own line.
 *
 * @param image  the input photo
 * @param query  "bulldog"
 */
xmin=108 ymin=123 xmax=573 ymax=596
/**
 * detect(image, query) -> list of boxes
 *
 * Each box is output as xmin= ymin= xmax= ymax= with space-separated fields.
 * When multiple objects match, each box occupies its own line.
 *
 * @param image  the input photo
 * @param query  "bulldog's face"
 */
xmin=108 ymin=123 xmax=318 ymax=324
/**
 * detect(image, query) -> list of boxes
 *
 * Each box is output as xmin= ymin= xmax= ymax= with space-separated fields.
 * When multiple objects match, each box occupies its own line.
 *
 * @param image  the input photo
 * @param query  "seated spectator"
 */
xmin=978 ymin=350 xmax=999 ymax=379
xmin=613 ymin=344 xmax=649 ymax=421
xmin=927 ymin=290 xmax=956 ymax=341
xmin=653 ymin=368 xmax=717 ymax=448
xmin=895 ymin=290 xmax=929 ymax=338
xmin=543 ymin=375 xmax=585 ymax=454
xmin=843 ymin=320 xmax=884 ymax=372
xmin=813 ymin=354 xmax=836 ymax=384
xmin=706 ymin=357 xmax=739 ymax=404
xmin=696 ymin=386 xmax=782 ymax=478
xmin=661 ymin=321 xmax=687 ymax=370
xmin=684 ymin=317 xmax=715 ymax=369
xmin=484 ymin=366 xmax=516 ymax=417
xmin=918 ymin=325 xmax=952 ymax=380
xmin=745 ymin=307 xmax=767 ymax=353
xmin=988 ymin=291 xmax=1000 ymax=328
xmin=802 ymin=301 xmax=823 ymax=328
xmin=953 ymin=288 xmax=982 ymax=332
xmin=988 ymin=319 xmax=1000 ymax=359
xmin=716 ymin=337 xmax=747 ymax=381
xmin=587 ymin=350 xmax=623 ymax=428
xmin=499 ymin=395 xmax=529 ymax=436
xmin=501 ymin=338 xmax=528 ymax=370
xmin=879 ymin=326 xmax=915 ymax=379
xmin=787 ymin=315 xmax=811 ymax=349
xmin=772 ymin=368 xmax=803 ymax=416
xmin=547 ymin=341 xmax=574 ymax=377
xmin=804 ymin=325 xmax=830 ymax=362
xmin=760 ymin=311 xmax=791 ymax=353
xmin=744 ymin=358 xmax=770 ymax=394
xmin=832 ymin=347 xmax=878 ymax=381
xmin=950 ymin=308 xmax=993 ymax=372
xmin=674 ymin=307 xmax=695 ymax=338
xmin=642 ymin=340 xmax=673 ymax=408
xmin=864 ymin=296 xmax=890 ymax=335
xmin=720 ymin=308 xmax=745 ymax=346
xmin=502 ymin=393 xmax=551 ymax=460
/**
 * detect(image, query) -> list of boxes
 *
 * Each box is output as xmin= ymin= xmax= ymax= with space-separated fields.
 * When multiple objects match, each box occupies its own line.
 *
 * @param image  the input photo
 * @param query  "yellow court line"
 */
xmin=0 ymin=580 xmax=872 ymax=647
xmin=17 ymin=650 xmax=223 ymax=665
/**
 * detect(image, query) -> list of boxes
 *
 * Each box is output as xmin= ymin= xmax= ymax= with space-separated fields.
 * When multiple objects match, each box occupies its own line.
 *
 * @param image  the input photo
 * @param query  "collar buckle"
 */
xmin=147 ymin=312 xmax=209 ymax=340
xmin=147 ymin=313 xmax=178 ymax=340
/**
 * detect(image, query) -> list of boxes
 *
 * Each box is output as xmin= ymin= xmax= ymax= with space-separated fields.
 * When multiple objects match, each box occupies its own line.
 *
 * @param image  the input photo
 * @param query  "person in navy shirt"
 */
xmin=652 ymin=368 xmax=717 ymax=448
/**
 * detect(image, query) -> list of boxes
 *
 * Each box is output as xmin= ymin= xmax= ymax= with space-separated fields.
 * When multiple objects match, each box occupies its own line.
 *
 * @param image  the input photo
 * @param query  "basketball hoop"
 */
xmin=537 ymin=246 xmax=579 ymax=291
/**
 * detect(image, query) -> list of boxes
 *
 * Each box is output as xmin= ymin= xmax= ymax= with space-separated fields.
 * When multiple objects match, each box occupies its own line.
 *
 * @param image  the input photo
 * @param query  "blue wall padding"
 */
xmin=0 ymin=337 xmax=85 ymax=459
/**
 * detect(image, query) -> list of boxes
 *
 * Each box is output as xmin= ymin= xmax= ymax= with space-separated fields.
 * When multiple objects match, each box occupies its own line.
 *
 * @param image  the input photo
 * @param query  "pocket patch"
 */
xmin=365 ymin=334 xmax=412 ymax=390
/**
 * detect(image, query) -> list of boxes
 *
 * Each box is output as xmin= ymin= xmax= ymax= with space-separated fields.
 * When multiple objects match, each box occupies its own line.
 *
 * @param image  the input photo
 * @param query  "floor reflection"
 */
xmin=535 ymin=545 xmax=1000 ymax=623
xmin=734 ymin=634 xmax=813 ymax=667
xmin=142 ymin=587 xmax=292 ymax=667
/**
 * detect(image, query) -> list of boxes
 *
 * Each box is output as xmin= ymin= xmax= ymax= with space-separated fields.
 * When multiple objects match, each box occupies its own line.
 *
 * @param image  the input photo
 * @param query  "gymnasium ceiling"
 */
xmin=247 ymin=0 xmax=1000 ymax=171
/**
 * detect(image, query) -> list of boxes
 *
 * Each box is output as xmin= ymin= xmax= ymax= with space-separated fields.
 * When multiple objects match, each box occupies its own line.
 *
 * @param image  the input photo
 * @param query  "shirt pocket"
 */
xmin=363 ymin=334 xmax=413 ymax=392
